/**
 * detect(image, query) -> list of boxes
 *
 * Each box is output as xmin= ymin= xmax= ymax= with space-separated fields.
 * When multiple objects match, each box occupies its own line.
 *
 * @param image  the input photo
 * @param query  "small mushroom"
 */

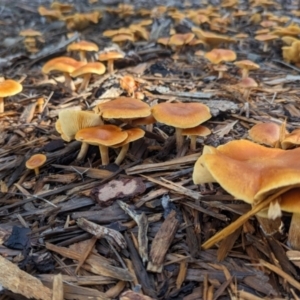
xmin=234 ymin=60 xmax=260 ymax=79
xmin=75 ymin=125 xmax=128 ymax=165
xmin=255 ymin=34 xmax=278 ymax=52
xmin=98 ymin=50 xmax=125 ymax=74
xmin=120 ymin=75 xmax=137 ymax=97
xmin=182 ymin=125 xmax=211 ymax=152
xmin=113 ymin=128 xmax=145 ymax=165
xmin=26 ymin=154 xmax=47 ymax=176
xmin=42 ymin=57 xmax=86 ymax=91
xmin=151 ymin=102 xmax=211 ymax=152
xmin=67 ymin=40 xmax=99 ymax=62
xmin=71 ymin=62 xmax=106 ymax=93
xmin=0 ymin=79 xmax=23 ymax=113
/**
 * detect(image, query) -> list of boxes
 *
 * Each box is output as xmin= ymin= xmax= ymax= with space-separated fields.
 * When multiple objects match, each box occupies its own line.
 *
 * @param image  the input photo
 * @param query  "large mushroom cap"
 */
xmin=42 ymin=57 xmax=86 ymax=74
xmin=75 ymin=124 xmax=128 ymax=146
xmin=0 ymin=80 xmax=23 ymax=97
xmin=96 ymin=97 xmax=151 ymax=119
xmin=151 ymin=102 xmax=211 ymax=129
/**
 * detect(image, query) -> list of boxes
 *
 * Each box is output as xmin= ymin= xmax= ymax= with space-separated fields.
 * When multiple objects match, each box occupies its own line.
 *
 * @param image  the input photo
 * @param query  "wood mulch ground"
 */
xmin=1 ymin=0 xmax=300 ymax=299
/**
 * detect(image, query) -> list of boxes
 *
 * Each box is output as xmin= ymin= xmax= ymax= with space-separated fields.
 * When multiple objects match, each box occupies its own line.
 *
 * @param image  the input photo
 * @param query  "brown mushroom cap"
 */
xmin=151 ymin=102 xmax=211 ymax=129
xmin=26 ymin=154 xmax=47 ymax=175
xmin=113 ymin=127 xmax=145 ymax=147
xmin=182 ymin=125 xmax=211 ymax=136
xmin=19 ymin=29 xmax=42 ymax=37
xmin=96 ymin=97 xmax=151 ymax=119
xmin=67 ymin=40 xmax=99 ymax=53
xmin=237 ymin=77 xmax=258 ymax=89
xmin=281 ymin=129 xmax=300 ymax=149
xmin=248 ymin=122 xmax=282 ymax=147
xmin=0 ymin=80 xmax=23 ymax=97
xmin=98 ymin=51 xmax=125 ymax=62
xmin=169 ymin=33 xmax=195 ymax=46
xmin=26 ymin=154 xmax=47 ymax=169
xmin=255 ymin=33 xmax=278 ymax=42
xmin=42 ymin=57 xmax=85 ymax=74
xmin=71 ymin=62 xmax=106 ymax=77
xmin=194 ymin=139 xmax=300 ymax=204
xmin=75 ymin=124 xmax=128 ymax=146
xmin=234 ymin=60 xmax=260 ymax=78
xmin=205 ymin=48 xmax=236 ymax=64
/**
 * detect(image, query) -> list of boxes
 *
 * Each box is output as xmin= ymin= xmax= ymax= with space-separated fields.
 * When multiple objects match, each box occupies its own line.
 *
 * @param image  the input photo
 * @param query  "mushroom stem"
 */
xmin=34 ymin=167 xmax=40 ymax=176
xmin=189 ymin=136 xmax=197 ymax=152
xmin=78 ymin=74 xmax=91 ymax=93
xmin=79 ymin=50 xmax=87 ymax=63
xmin=63 ymin=72 xmax=75 ymax=91
xmin=175 ymin=128 xmax=184 ymax=152
xmin=115 ymin=143 xmax=130 ymax=165
xmin=76 ymin=142 xmax=89 ymax=161
xmin=241 ymin=69 xmax=249 ymax=79
xmin=99 ymin=145 xmax=110 ymax=165
xmin=107 ymin=59 xmax=114 ymax=74
xmin=288 ymin=213 xmax=300 ymax=250
xmin=263 ymin=42 xmax=269 ymax=52
xmin=0 ymin=97 xmax=4 ymax=113
xmin=218 ymin=70 xmax=224 ymax=79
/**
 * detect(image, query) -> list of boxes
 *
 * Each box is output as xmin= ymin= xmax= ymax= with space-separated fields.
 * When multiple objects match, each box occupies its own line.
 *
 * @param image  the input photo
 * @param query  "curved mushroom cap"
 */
xmin=57 ymin=110 xmax=103 ymax=142
xmin=234 ymin=60 xmax=260 ymax=71
xmin=26 ymin=154 xmax=47 ymax=170
xmin=71 ymin=62 xmax=106 ymax=77
xmin=131 ymin=115 xmax=156 ymax=126
xmin=96 ymin=97 xmax=151 ymax=119
xmin=67 ymin=40 xmax=99 ymax=52
xmin=195 ymin=139 xmax=300 ymax=203
xmin=0 ymin=80 xmax=23 ymax=97
xmin=19 ymin=29 xmax=42 ymax=37
xmin=182 ymin=125 xmax=211 ymax=137
xmin=112 ymin=33 xmax=135 ymax=43
xmin=169 ymin=33 xmax=195 ymax=46
xmin=42 ymin=57 xmax=86 ymax=74
xmin=205 ymin=48 xmax=236 ymax=64
xmin=113 ymin=128 xmax=145 ymax=147
xmin=248 ymin=122 xmax=282 ymax=147
xmin=237 ymin=77 xmax=258 ymax=89
xmin=192 ymin=145 xmax=218 ymax=184
xmin=279 ymin=188 xmax=300 ymax=213
xmin=151 ymin=102 xmax=211 ymax=129
xmin=75 ymin=124 xmax=128 ymax=146
xmin=281 ymin=129 xmax=300 ymax=149
xmin=255 ymin=34 xmax=278 ymax=42
xmin=98 ymin=51 xmax=124 ymax=61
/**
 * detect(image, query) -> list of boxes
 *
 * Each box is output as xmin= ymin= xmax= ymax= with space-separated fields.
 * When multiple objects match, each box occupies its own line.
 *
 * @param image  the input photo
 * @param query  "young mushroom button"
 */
xmin=26 ymin=154 xmax=47 ymax=176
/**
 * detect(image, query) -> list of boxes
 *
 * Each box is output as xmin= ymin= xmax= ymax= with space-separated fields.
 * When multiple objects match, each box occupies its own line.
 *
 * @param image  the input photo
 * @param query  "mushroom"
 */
xmin=205 ymin=48 xmax=237 ymax=65
xmin=111 ymin=33 xmax=135 ymax=46
xmin=67 ymin=40 xmax=99 ymax=62
xmin=56 ymin=110 xmax=103 ymax=160
xmin=42 ymin=57 xmax=86 ymax=91
xmin=26 ymin=154 xmax=47 ymax=176
xmin=255 ymin=34 xmax=278 ymax=52
xmin=182 ymin=125 xmax=211 ymax=152
xmin=193 ymin=139 xmax=300 ymax=235
xmin=113 ymin=128 xmax=145 ymax=165
xmin=236 ymin=77 xmax=258 ymax=118
xmin=38 ymin=6 xmax=62 ymax=22
xmin=120 ymin=75 xmax=137 ymax=97
xmin=95 ymin=97 xmax=151 ymax=121
xmin=98 ymin=50 xmax=125 ymax=74
xmin=234 ymin=60 xmax=260 ymax=79
xmin=71 ymin=62 xmax=106 ymax=93
xmin=168 ymin=33 xmax=195 ymax=55
xmin=0 ymin=79 xmax=23 ymax=113
xmin=151 ymin=102 xmax=211 ymax=152
xmin=19 ymin=29 xmax=42 ymax=53
xmin=75 ymin=125 xmax=128 ymax=165
xmin=281 ymin=129 xmax=300 ymax=149
xmin=248 ymin=122 xmax=284 ymax=147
